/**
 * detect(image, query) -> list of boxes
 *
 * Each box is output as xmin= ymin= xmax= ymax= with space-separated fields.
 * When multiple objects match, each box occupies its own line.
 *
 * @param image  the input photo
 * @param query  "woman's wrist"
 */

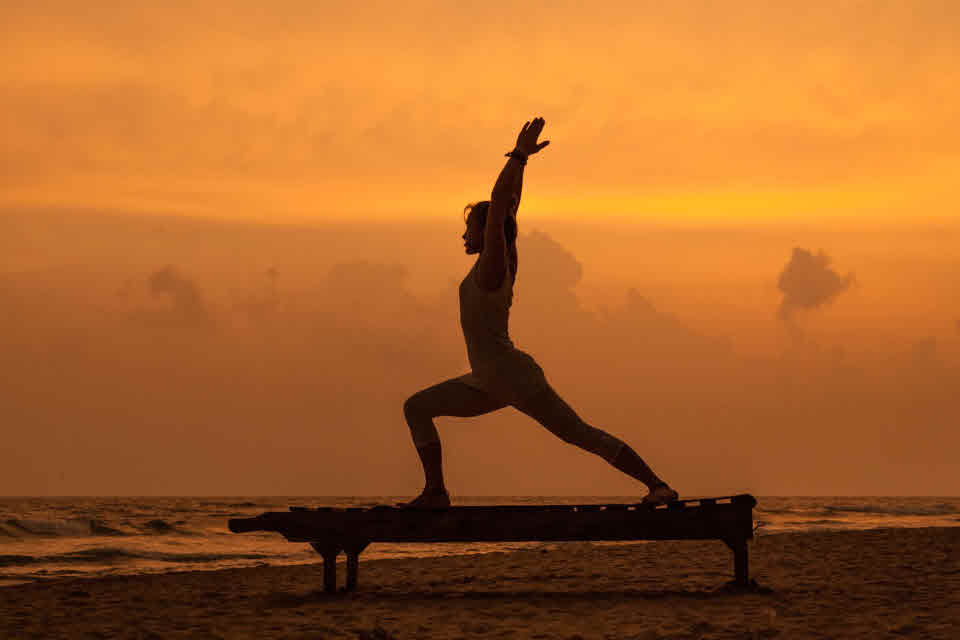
xmin=504 ymin=148 xmax=528 ymax=164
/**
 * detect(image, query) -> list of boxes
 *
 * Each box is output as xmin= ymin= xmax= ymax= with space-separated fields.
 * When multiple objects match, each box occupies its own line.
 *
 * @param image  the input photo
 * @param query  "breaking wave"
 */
xmin=1 ymin=518 xmax=201 ymax=540
xmin=822 ymin=503 xmax=959 ymax=517
xmin=0 ymin=547 xmax=276 ymax=568
xmin=757 ymin=503 xmax=959 ymax=518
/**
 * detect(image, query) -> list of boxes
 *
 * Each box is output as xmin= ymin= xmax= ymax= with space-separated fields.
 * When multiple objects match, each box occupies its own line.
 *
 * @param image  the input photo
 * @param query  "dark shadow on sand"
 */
xmin=262 ymin=584 xmax=774 ymax=608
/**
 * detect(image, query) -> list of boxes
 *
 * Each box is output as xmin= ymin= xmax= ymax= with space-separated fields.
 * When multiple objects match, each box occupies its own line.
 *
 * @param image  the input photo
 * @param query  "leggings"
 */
xmin=403 ymin=378 xmax=626 ymax=463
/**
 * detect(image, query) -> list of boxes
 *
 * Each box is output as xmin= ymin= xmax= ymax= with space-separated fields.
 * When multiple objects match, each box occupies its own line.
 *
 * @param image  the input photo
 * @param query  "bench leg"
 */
xmin=310 ymin=544 xmax=341 ymax=593
xmin=346 ymin=551 xmax=359 ymax=591
xmin=323 ymin=551 xmax=339 ymax=593
xmin=723 ymin=537 xmax=749 ymax=587
xmin=344 ymin=542 xmax=369 ymax=592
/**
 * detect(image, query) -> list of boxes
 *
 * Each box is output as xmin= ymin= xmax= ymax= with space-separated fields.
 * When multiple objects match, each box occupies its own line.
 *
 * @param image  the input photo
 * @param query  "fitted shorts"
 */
xmin=456 ymin=348 xmax=551 ymax=407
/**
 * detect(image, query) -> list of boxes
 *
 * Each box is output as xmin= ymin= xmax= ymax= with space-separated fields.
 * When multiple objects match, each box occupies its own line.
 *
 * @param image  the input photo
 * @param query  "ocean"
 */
xmin=2 ymin=496 xmax=958 ymax=588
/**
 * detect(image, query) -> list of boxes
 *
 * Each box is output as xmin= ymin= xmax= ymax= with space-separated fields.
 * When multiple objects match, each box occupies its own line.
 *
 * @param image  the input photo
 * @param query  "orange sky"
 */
xmin=2 ymin=1 xmax=958 ymax=224
xmin=2 ymin=3 xmax=959 ymax=497
xmin=2 ymin=209 xmax=959 ymax=495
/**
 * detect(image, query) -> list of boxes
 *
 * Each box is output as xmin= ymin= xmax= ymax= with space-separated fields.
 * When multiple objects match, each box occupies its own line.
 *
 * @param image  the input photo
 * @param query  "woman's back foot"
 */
xmin=397 ymin=488 xmax=451 ymax=509
xmin=641 ymin=483 xmax=679 ymax=506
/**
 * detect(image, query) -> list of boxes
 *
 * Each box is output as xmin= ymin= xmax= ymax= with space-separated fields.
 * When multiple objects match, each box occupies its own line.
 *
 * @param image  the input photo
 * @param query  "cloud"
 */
xmin=516 ymin=230 xmax=583 ymax=292
xmin=777 ymin=247 xmax=855 ymax=342
xmin=147 ymin=265 xmax=211 ymax=328
xmin=510 ymin=229 xmax=592 ymax=348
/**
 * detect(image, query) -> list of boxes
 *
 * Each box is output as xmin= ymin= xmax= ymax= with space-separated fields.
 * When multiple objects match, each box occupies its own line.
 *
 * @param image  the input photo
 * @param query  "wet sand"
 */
xmin=3 ymin=527 xmax=958 ymax=639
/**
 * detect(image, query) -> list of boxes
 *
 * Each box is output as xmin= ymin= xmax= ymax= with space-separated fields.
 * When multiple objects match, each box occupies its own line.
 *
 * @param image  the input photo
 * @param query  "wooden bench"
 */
xmin=228 ymin=494 xmax=757 ymax=593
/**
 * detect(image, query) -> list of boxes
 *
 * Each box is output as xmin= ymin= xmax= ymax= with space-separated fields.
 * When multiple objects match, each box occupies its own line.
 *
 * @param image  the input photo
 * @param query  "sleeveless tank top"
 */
xmin=459 ymin=260 xmax=515 ymax=371
xmin=457 ymin=259 xmax=549 ymax=404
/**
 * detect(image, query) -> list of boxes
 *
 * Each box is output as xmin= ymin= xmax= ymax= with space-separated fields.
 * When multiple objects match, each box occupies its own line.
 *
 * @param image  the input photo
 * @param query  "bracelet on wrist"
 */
xmin=504 ymin=149 xmax=528 ymax=164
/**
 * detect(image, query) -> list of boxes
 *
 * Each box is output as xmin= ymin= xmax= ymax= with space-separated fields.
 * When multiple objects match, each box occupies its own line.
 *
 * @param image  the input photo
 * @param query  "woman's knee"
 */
xmin=403 ymin=393 xmax=429 ymax=420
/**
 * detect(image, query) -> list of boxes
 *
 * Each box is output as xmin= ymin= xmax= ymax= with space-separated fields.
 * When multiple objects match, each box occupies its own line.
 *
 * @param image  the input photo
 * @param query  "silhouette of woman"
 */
xmin=402 ymin=117 xmax=678 ymax=508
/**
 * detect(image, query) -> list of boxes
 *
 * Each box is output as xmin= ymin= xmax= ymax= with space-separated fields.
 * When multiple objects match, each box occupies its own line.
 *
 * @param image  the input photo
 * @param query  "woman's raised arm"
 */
xmin=477 ymin=118 xmax=549 ymax=290
xmin=491 ymin=118 xmax=549 ymax=210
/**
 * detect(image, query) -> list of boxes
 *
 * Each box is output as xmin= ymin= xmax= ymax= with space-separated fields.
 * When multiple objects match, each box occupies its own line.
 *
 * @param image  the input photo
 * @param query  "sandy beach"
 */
xmin=4 ymin=526 xmax=958 ymax=639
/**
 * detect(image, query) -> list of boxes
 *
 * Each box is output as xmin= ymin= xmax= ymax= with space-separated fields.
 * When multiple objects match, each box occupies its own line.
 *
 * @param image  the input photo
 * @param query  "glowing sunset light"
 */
xmin=1 ymin=1 xmax=956 ymax=225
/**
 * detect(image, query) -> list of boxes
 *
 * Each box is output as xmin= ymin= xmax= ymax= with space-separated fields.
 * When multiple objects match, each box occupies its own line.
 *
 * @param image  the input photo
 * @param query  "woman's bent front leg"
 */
xmin=401 ymin=378 xmax=507 ymax=507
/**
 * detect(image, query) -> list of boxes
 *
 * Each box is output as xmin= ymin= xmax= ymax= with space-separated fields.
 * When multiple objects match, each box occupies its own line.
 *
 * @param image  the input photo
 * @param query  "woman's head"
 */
xmin=461 ymin=201 xmax=517 ymax=255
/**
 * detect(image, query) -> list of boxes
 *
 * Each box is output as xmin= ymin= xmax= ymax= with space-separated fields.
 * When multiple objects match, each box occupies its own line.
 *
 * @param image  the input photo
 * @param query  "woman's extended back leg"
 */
xmin=512 ymin=383 xmax=676 ymax=501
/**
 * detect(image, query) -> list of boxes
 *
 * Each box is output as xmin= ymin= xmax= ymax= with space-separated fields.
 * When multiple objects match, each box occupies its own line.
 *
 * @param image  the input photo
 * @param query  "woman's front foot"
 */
xmin=641 ymin=483 xmax=679 ymax=506
xmin=398 ymin=487 xmax=451 ymax=509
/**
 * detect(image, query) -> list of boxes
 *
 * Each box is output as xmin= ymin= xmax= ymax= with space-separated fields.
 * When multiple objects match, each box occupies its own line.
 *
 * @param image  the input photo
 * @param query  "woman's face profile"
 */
xmin=462 ymin=212 xmax=484 ymax=254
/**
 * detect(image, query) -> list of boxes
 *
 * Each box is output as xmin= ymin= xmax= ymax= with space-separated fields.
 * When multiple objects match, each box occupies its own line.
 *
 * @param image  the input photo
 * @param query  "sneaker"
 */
xmin=641 ymin=484 xmax=679 ymax=506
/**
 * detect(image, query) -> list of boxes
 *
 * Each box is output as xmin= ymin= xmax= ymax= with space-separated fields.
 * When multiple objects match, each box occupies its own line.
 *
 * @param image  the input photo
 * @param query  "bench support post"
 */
xmin=722 ymin=537 xmax=749 ymax=587
xmin=344 ymin=542 xmax=369 ymax=592
xmin=310 ymin=544 xmax=342 ymax=593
